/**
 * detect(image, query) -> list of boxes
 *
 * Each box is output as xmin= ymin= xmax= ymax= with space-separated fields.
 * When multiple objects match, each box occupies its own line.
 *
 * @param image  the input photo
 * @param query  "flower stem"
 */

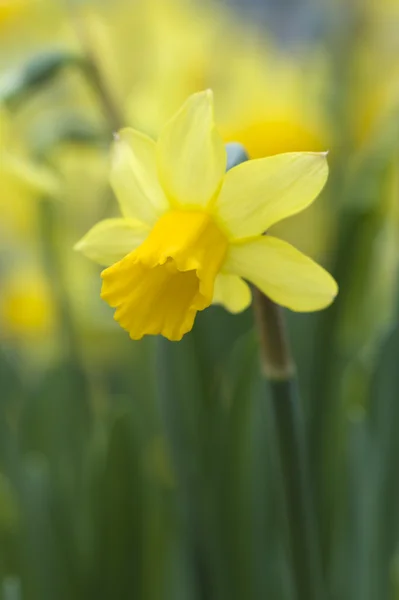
xmin=65 ymin=4 xmax=124 ymax=132
xmin=80 ymin=53 xmax=124 ymax=133
xmin=38 ymin=197 xmax=78 ymax=359
xmin=252 ymin=290 xmax=295 ymax=380
xmin=253 ymin=289 xmax=324 ymax=600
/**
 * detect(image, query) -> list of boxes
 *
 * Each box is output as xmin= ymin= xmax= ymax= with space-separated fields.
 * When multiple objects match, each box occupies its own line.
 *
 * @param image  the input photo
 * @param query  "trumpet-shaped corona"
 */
xmin=101 ymin=210 xmax=228 ymax=340
xmin=75 ymin=90 xmax=338 ymax=341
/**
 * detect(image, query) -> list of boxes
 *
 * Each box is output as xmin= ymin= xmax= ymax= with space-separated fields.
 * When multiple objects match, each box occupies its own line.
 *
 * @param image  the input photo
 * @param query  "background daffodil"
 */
xmin=76 ymin=90 xmax=337 ymax=341
xmin=0 ymin=0 xmax=24 ymax=26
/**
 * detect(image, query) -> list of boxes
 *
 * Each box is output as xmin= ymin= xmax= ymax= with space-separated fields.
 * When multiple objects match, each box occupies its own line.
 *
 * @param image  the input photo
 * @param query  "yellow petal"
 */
xmin=215 ymin=152 xmax=328 ymax=238
xmin=110 ymin=128 xmax=170 ymax=225
xmin=213 ymin=273 xmax=252 ymax=313
xmin=101 ymin=210 xmax=228 ymax=341
xmin=74 ymin=218 xmax=149 ymax=266
xmin=157 ymin=90 xmax=226 ymax=208
xmin=225 ymin=236 xmax=337 ymax=311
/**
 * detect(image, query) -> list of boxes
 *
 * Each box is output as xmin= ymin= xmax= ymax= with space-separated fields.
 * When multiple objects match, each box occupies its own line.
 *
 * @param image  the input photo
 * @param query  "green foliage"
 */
xmin=0 ymin=51 xmax=82 ymax=107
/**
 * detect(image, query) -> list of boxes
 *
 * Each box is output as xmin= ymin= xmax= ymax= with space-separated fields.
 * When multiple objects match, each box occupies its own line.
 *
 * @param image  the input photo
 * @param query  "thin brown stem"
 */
xmin=252 ymin=288 xmax=295 ymax=380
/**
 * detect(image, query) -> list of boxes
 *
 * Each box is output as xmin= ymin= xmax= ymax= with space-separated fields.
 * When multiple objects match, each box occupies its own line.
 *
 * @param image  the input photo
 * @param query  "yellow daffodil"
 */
xmin=0 ymin=265 xmax=55 ymax=340
xmin=0 ymin=0 xmax=25 ymax=26
xmin=75 ymin=91 xmax=337 ymax=341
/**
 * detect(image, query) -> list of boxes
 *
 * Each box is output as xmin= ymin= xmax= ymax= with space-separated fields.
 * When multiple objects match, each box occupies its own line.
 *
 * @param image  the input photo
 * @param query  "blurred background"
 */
xmin=1 ymin=0 xmax=399 ymax=598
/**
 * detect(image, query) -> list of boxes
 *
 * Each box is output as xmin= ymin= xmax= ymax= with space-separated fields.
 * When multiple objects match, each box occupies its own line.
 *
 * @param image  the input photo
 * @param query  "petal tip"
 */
xmin=193 ymin=88 xmax=214 ymax=107
xmin=331 ymin=280 xmax=339 ymax=298
xmin=320 ymin=278 xmax=339 ymax=310
xmin=73 ymin=238 xmax=84 ymax=253
xmin=305 ymin=150 xmax=329 ymax=161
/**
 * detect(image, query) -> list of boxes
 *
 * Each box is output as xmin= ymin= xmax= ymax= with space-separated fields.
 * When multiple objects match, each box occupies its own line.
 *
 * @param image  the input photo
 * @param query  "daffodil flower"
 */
xmin=75 ymin=90 xmax=337 ymax=341
xmin=0 ymin=0 xmax=24 ymax=26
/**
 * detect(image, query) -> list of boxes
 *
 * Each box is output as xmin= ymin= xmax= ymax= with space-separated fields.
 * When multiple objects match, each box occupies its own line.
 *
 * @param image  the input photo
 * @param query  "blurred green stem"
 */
xmin=253 ymin=290 xmax=324 ymax=600
xmin=65 ymin=4 xmax=124 ymax=132
xmin=80 ymin=56 xmax=123 ymax=134
xmin=38 ymin=197 xmax=79 ymax=361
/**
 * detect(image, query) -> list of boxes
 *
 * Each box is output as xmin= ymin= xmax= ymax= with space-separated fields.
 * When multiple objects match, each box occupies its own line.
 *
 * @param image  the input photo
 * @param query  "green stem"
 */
xmin=253 ymin=290 xmax=324 ymax=600
xmin=81 ymin=56 xmax=124 ymax=134
xmin=38 ymin=197 xmax=78 ymax=360
xmin=38 ymin=196 xmax=92 ymax=480
xmin=65 ymin=4 xmax=124 ymax=132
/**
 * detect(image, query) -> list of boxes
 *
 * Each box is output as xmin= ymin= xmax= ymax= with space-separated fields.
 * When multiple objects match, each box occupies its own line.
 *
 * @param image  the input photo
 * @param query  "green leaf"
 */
xmin=156 ymin=334 xmax=230 ymax=600
xmin=217 ymin=330 xmax=258 ymax=600
xmin=90 ymin=412 xmax=145 ymax=599
xmin=32 ymin=114 xmax=107 ymax=159
xmin=0 ymin=51 xmax=82 ymax=106
xmin=343 ymin=325 xmax=399 ymax=600
xmin=19 ymin=455 xmax=72 ymax=600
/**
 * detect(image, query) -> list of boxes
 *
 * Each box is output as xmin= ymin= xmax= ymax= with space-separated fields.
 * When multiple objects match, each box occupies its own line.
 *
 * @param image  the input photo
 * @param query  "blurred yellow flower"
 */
xmin=216 ymin=40 xmax=329 ymax=159
xmin=0 ymin=267 xmax=55 ymax=340
xmin=76 ymin=91 xmax=337 ymax=341
xmin=125 ymin=0 xmax=225 ymax=132
xmin=0 ymin=0 xmax=25 ymax=25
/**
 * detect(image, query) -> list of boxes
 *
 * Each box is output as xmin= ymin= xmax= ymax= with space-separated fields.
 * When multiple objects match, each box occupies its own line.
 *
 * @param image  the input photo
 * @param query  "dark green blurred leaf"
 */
xmin=217 ymin=330 xmax=257 ymax=600
xmin=32 ymin=114 xmax=107 ymax=159
xmin=19 ymin=455 xmax=71 ymax=600
xmin=0 ymin=51 xmax=82 ymax=106
xmin=309 ymin=119 xmax=399 ymax=579
xmin=91 ymin=411 xmax=144 ymax=600
xmin=157 ymin=334 xmax=231 ymax=600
